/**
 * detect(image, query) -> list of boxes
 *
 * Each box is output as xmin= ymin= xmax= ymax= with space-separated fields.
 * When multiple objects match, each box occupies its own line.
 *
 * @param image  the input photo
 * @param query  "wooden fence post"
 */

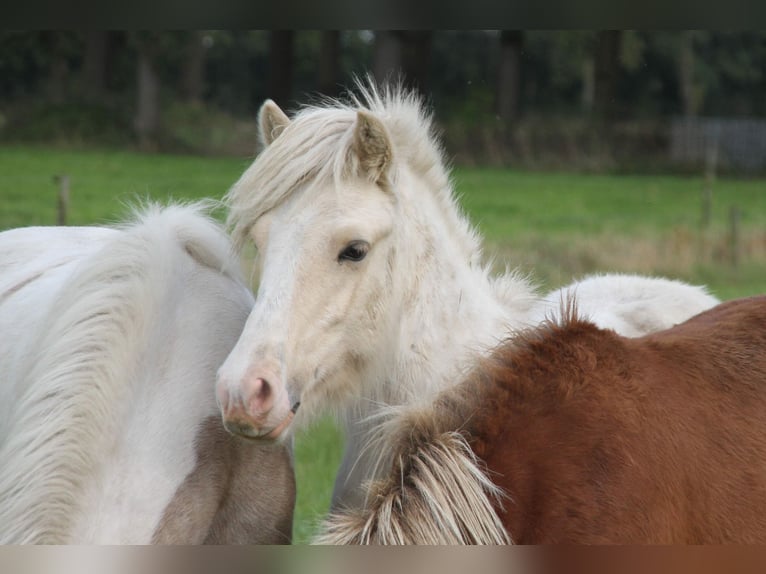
xmin=728 ymin=205 xmax=741 ymax=268
xmin=698 ymin=144 xmax=717 ymax=263
xmin=54 ymin=174 xmax=69 ymax=226
xmin=701 ymin=144 xmax=717 ymax=229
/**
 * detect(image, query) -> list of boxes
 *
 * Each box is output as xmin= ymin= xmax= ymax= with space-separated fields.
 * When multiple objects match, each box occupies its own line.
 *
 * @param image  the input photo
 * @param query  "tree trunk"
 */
xmin=81 ymin=31 xmax=107 ymax=100
xmin=373 ymin=31 xmax=432 ymax=95
xmin=582 ymin=57 xmax=595 ymax=112
xmin=496 ymin=30 xmax=523 ymax=122
xmin=318 ymin=31 xmax=340 ymax=97
xmin=401 ymin=31 xmax=432 ymax=95
xmin=134 ymin=35 xmax=161 ymax=149
xmin=182 ymin=31 xmax=205 ymax=105
xmin=373 ymin=31 xmax=403 ymax=85
xmin=593 ymin=30 xmax=622 ymax=120
xmin=268 ymin=30 xmax=294 ymax=108
xmin=678 ymin=31 xmax=698 ymax=117
xmin=44 ymin=32 xmax=68 ymax=104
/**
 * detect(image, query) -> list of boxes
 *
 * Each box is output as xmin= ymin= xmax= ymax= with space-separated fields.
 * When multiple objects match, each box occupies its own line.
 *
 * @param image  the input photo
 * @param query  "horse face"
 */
xmin=216 ymin=177 xmax=396 ymax=440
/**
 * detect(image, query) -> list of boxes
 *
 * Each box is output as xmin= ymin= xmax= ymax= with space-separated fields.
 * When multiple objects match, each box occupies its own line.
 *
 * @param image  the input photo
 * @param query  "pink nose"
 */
xmin=243 ymin=377 xmax=273 ymax=414
xmin=218 ymin=377 xmax=276 ymax=435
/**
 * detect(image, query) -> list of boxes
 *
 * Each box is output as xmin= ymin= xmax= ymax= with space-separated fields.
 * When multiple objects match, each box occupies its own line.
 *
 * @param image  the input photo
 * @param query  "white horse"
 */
xmin=217 ymin=81 xmax=718 ymax=510
xmin=0 ymin=203 xmax=295 ymax=544
xmin=537 ymin=272 xmax=720 ymax=337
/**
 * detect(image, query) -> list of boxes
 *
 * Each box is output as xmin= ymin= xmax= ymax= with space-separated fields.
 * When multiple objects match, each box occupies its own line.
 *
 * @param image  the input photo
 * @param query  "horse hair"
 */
xmin=0 ymin=202 xmax=240 ymax=543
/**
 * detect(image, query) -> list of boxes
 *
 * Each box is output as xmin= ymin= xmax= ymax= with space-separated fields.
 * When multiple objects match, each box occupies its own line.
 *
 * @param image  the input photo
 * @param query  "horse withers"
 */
xmin=316 ymin=296 xmax=766 ymax=544
xmin=0 ymin=203 xmax=295 ymax=544
xmin=217 ymin=78 xmax=718 ymax=509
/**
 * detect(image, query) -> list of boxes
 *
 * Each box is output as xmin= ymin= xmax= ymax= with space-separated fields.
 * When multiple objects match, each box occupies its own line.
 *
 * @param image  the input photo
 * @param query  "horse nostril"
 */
xmin=244 ymin=377 xmax=274 ymax=416
xmin=253 ymin=377 xmax=271 ymax=400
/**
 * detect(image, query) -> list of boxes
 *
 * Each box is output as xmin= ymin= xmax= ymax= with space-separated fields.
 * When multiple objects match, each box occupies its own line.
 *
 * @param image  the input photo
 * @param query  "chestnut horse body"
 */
xmin=316 ymin=296 xmax=766 ymax=544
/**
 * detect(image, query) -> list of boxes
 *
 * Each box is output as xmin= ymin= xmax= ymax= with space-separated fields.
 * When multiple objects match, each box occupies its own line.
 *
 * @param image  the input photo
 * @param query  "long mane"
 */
xmin=0 ymin=202 xmax=241 ymax=543
xmin=224 ymin=78 xmax=483 ymax=266
xmin=313 ymin=388 xmax=511 ymax=545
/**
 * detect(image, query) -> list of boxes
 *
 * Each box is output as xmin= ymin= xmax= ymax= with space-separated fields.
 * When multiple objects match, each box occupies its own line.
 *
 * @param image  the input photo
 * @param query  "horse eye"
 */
xmin=338 ymin=241 xmax=370 ymax=263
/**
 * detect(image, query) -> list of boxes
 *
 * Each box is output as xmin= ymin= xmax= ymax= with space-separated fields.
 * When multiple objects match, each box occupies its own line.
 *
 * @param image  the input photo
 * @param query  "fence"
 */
xmin=671 ymin=117 xmax=766 ymax=172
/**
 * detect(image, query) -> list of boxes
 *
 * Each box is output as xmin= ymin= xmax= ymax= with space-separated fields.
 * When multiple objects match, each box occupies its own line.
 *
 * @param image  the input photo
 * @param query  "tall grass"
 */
xmin=1 ymin=147 xmax=764 ymax=543
xmin=455 ymin=168 xmax=766 ymax=299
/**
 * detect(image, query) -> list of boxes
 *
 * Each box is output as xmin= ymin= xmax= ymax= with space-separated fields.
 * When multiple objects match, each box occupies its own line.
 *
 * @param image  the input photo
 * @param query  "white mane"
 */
xmin=0 ymin=202 xmax=241 ymax=543
xmin=225 ymin=79 xmax=484 ymax=267
xmin=313 ymin=430 xmax=509 ymax=545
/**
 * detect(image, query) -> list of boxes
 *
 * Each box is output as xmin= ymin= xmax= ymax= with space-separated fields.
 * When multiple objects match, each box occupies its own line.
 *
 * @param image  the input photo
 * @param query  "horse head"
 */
xmin=217 ymin=93 xmax=405 ymax=440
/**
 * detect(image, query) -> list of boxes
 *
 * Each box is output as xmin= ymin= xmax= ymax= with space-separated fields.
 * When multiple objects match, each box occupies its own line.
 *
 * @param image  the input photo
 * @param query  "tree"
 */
xmin=402 ymin=31 xmax=432 ymax=95
xmin=43 ymin=31 xmax=73 ymax=104
xmin=496 ymin=30 xmax=523 ymax=122
xmin=318 ymin=31 xmax=340 ymax=98
xmin=133 ymin=33 xmax=161 ymax=149
xmin=80 ymin=31 xmax=107 ymax=100
xmin=373 ymin=31 xmax=432 ymax=94
xmin=373 ymin=31 xmax=403 ymax=86
xmin=181 ymin=31 xmax=206 ymax=105
xmin=268 ymin=31 xmax=295 ymax=107
xmin=593 ymin=30 xmax=623 ymax=120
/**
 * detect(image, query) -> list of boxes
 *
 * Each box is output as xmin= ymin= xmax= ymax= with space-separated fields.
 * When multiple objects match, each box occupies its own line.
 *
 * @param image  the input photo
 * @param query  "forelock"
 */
xmin=224 ymin=78 xmax=445 ymax=252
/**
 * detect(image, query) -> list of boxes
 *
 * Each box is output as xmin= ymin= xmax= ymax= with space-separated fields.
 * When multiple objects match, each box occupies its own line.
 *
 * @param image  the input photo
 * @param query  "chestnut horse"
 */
xmin=315 ymin=296 xmax=766 ymax=544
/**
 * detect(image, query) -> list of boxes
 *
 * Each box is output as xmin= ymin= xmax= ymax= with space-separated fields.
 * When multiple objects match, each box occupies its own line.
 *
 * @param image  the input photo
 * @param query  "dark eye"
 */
xmin=338 ymin=240 xmax=370 ymax=263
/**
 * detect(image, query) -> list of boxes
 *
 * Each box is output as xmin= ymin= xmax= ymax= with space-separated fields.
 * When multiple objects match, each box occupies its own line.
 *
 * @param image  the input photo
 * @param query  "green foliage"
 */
xmin=430 ymin=31 xmax=497 ymax=118
xmin=161 ymin=102 xmax=257 ymax=156
xmin=0 ymin=100 xmax=133 ymax=147
xmin=2 ymin=30 xmax=766 ymax=168
xmin=0 ymin=31 xmax=83 ymax=99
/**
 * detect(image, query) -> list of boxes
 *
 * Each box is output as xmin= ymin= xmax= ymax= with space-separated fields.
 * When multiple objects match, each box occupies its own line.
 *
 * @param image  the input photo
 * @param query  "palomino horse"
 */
xmin=0 ymin=203 xmax=295 ymax=544
xmin=315 ymin=296 xmax=766 ymax=544
xmin=218 ymin=80 xmax=718 ymax=509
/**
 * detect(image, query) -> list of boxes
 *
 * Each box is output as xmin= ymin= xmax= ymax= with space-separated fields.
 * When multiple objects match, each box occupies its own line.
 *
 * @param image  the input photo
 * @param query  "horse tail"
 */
xmin=313 ymin=429 xmax=510 ymax=545
xmin=0 ymin=202 xmax=240 ymax=544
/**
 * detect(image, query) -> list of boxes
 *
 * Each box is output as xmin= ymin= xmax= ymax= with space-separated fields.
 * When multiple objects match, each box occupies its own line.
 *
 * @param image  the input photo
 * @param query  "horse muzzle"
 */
xmin=222 ymin=402 xmax=300 ymax=441
xmin=217 ymin=372 xmax=298 ymax=440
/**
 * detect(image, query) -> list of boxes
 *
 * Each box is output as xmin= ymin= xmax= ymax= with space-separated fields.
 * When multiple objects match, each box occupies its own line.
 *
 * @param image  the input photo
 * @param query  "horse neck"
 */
xmin=360 ymin=177 xmax=537 ymax=415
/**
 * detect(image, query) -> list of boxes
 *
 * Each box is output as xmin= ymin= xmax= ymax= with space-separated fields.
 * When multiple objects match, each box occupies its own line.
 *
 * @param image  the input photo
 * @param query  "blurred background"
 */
xmin=1 ymin=30 xmax=766 ymax=171
xmin=1 ymin=30 xmax=765 ymax=543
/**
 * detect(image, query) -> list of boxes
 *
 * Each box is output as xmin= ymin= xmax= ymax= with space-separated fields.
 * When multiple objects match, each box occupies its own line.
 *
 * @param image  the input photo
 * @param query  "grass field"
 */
xmin=1 ymin=145 xmax=765 ymax=543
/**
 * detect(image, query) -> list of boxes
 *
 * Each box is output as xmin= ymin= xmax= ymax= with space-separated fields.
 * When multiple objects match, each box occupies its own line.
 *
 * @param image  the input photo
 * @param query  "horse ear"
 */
xmin=258 ymin=99 xmax=290 ymax=147
xmin=353 ymin=111 xmax=392 ymax=183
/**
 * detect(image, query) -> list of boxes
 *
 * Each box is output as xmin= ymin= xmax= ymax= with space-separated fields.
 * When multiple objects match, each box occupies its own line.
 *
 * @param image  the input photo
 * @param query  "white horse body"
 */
xmin=539 ymin=273 xmax=719 ymax=337
xmin=0 ymin=227 xmax=116 ymax=428
xmin=0 ymin=204 xmax=295 ymax=544
xmin=218 ymin=82 xmax=718 ymax=510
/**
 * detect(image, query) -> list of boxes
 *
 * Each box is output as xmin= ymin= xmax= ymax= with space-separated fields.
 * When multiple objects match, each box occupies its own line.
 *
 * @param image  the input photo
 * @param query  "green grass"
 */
xmin=456 ymin=168 xmax=766 ymax=239
xmin=0 ymin=145 xmax=254 ymax=229
xmin=1 ymin=146 xmax=765 ymax=543
xmin=454 ymin=169 xmax=766 ymax=239
xmin=455 ymin=168 xmax=766 ymax=300
xmin=292 ymin=418 xmax=344 ymax=543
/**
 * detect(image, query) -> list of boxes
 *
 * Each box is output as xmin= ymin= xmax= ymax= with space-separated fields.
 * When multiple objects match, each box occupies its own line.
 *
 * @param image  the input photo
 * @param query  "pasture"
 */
xmin=1 ymin=145 xmax=765 ymax=543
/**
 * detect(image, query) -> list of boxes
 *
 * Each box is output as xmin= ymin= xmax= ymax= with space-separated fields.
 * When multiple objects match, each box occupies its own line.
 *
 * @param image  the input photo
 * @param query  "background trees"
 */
xmin=1 ymin=30 xmax=764 ymax=170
